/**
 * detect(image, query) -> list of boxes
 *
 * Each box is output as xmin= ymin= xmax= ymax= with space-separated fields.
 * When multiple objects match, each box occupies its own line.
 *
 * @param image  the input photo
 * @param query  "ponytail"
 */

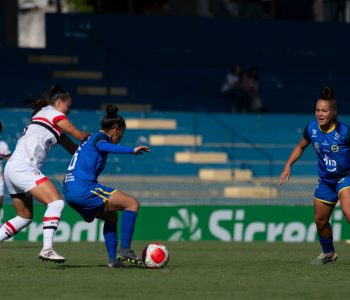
xmin=25 ymin=84 xmax=70 ymax=116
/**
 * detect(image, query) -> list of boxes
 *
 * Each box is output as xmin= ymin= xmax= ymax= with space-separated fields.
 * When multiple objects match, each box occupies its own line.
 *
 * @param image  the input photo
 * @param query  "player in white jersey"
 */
xmin=0 ymin=121 xmax=11 ymax=225
xmin=0 ymin=84 xmax=90 ymax=263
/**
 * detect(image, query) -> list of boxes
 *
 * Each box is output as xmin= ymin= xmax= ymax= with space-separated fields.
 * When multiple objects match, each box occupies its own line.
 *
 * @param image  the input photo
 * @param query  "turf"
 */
xmin=1 ymin=241 xmax=350 ymax=299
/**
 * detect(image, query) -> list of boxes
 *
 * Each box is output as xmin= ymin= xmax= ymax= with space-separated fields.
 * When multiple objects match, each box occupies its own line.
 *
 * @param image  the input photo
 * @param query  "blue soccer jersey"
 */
xmin=63 ymin=131 xmax=133 ymax=191
xmin=303 ymin=120 xmax=350 ymax=183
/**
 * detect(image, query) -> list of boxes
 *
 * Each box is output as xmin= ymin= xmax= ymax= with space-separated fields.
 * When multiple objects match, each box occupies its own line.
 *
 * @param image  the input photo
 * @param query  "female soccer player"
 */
xmin=280 ymin=86 xmax=350 ymax=264
xmin=63 ymin=105 xmax=150 ymax=268
xmin=0 ymin=120 xmax=11 ymax=225
xmin=0 ymin=84 xmax=90 ymax=263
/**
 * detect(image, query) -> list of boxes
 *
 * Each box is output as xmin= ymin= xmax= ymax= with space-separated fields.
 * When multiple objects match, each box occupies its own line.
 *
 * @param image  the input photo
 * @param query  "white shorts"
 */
xmin=4 ymin=159 xmax=48 ymax=195
xmin=0 ymin=175 xmax=4 ymax=196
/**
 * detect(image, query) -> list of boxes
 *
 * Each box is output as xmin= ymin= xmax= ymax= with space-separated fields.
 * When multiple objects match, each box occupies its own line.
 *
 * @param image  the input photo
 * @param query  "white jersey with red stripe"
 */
xmin=0 ymin=140 xmax=11 ymax=196
xmin=10 ymin=105 xmax=67 ymax=169
xmin=0 ymin=140 xmax=11 ymax=173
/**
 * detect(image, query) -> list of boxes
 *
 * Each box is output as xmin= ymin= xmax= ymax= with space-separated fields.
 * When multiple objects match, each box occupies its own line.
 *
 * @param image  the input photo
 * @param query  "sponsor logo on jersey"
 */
xmin=312 ymin=129 xmax=317 ymax=137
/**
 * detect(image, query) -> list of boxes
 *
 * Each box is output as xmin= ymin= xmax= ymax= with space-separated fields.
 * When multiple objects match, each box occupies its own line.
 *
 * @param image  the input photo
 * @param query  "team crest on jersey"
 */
xmin=331 ymin=144 xmax=339 ymax=152
xmin=33 ymin=169 xmax=41 ymax=176
xmin=48 ymin=139 xmax=55 ymax=149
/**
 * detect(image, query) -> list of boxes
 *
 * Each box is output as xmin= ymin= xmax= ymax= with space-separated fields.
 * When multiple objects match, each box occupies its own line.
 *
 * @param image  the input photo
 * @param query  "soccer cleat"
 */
xmin=39 ymin=248 xmax=66 ymax=263
xmin=310 ymin=252 xmax=338 ymax=265
xmin=118 ymin=248 xmax=143 ymax=266
xmin=108 ymin=259 xmax=125 ymax=268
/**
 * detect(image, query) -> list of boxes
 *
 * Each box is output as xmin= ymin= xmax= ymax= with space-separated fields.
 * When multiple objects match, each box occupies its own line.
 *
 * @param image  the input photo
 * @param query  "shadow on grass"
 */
xmin=51 ymin=264 xmax=107 ymax=269
xmin=53 ymin=264 xmax=176 ymax=270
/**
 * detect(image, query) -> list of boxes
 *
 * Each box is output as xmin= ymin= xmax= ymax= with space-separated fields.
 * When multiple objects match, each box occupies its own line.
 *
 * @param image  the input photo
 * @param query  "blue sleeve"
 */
xmin=345 ymin=128 xmax=350 ymax=146
xmin=303 ymin=124 xmax=310 ymax=141
xmin=96 ymin=141 xmax=134 ymax=154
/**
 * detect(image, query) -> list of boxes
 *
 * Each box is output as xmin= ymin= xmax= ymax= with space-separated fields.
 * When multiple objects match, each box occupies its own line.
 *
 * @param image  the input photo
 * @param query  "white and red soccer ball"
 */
xmin=142 ymin=242 xmax=169 ymax=268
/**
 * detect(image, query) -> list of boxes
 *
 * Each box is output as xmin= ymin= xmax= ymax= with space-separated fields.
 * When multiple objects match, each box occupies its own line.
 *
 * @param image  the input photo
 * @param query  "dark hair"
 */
xmin=0 ymin=120 xmax=3 ymax=134
xmin=318 ymin=86 xmax=338 ymax=122
xmin=319 ymin=86 xmax=337 ymax=110
xmin=25 ymin=84 xmax=71 ymax=116
xmin=101 ymin=104 xmax=126 ymax=130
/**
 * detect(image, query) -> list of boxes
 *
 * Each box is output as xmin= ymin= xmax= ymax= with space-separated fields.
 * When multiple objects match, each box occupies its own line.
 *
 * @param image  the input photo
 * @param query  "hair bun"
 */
xmin=320 ymin=86 xmax=335 ymax=99
xmin=106 ymin=104 xmax=119 ymax=117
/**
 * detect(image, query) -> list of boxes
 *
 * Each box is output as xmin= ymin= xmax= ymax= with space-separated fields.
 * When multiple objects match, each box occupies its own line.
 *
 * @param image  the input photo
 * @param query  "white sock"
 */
xmin=43 ymin=200 xmax=64 ymax=250
xmin=0 ymin=216 xmax=32 ymax=242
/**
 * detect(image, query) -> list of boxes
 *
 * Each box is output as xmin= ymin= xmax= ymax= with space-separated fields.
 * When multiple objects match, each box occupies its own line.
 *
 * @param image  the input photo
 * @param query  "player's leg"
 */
xmin=29 ymin=179 xmax=65 ymax=262
xmin=0 ymin=196 xmax=3 ymax=226
xmin=106 ymin=190 xmax=141 ymax=264
xmin=338 ymin=181 xmax=350 ymax=223
xmin=0 ymin=193 xmax=33 ymax=241
xmin=96 ymin=210 xmax=125 ymax=268
xmin=311 ymin=199 xmax=337 ymax=264
xmin=0 ymin=177 xmax=5 ymax=226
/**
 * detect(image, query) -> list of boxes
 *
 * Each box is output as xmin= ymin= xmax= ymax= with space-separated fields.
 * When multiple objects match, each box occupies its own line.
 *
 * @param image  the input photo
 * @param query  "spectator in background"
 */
xmin=242 ymin=66 xmax=266 ymax=113
xmin=0 ymin=120 xmax=11 ymax=226
xmin=221 ymin=64 xmax=250 ymax=112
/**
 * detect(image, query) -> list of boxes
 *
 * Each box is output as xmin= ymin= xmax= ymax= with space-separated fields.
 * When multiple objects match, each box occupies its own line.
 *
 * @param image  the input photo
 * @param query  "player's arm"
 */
xmin=56 ymin=118 xmax=90 ymax=142
xmin=279 ymin=136 xmax=310 ymax=185
xmin=58 ymin=133 xmax=79 ymax=155
xmin=97 ymin=141 xmax=150 ymax=155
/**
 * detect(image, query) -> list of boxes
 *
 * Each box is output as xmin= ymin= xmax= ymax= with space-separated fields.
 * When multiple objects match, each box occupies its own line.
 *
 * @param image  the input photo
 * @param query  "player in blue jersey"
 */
xmin=63 ymin=105 xmax=150 ymax=268
xmin=279 ymin=86 xmax=350 ymax=264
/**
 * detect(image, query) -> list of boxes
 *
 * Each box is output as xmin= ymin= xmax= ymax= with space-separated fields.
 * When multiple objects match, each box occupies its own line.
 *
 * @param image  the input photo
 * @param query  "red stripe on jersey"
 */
xmin=5 ymin=221 xmax=17 ymax=234
xmin=32 ymin=117 xmax=63 ymax=135
xmin=53 ymin=115 xmax=67 ymax=124
xmin=43 ymin=216 xmax=61 ymax=221
xmin=35 ymin=177 xmax=49 ymax=185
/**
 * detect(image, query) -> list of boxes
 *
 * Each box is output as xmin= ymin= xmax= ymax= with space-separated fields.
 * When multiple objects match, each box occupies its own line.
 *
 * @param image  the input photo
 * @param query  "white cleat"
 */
xmin=39 ymin=248 xmax=66 ymax=263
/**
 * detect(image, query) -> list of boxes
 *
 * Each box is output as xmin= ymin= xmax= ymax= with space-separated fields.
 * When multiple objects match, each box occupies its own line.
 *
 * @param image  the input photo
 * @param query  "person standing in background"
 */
xmin=0 ymin=120 xmax=11 ymax=226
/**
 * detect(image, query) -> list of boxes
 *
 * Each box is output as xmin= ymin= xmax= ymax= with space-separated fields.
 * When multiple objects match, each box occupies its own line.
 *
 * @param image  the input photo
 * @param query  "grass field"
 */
xmin=1 ymin=241 xmax=350 ymax=299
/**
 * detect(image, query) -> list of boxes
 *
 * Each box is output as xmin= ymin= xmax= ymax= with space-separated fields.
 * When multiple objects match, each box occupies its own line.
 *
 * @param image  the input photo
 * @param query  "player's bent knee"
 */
xmin=129 ymin=197 xmax=140 ymax=212
xmin=48 ymin=199 xmax=65 ymax=210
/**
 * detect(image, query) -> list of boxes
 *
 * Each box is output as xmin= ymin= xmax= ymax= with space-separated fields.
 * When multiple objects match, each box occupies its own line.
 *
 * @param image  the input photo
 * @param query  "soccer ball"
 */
xmin=142 ymin=242 xmax=169 ymax=268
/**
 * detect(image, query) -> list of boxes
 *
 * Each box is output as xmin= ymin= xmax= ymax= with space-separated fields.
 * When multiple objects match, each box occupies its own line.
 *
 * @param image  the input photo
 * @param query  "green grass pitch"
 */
xmin=1 ymin=241 xmax=350 ymax=299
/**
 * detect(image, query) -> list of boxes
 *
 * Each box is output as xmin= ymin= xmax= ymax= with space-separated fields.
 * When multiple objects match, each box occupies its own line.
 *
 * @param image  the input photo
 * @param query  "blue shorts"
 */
xmin=64 ymin=183 xmax=116 ymax=222
xmin=314 ymin=176 xmax=350 ymax=205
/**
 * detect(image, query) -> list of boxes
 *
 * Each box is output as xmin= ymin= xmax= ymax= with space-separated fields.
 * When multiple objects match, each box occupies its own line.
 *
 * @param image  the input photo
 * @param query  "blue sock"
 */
xmin=121 ymin=210 xmax=137 ymax=249
xmin=319 ymin=236 xmax=335 ymax=254
xmin=103 ymin=221 xmax=117 ymax=262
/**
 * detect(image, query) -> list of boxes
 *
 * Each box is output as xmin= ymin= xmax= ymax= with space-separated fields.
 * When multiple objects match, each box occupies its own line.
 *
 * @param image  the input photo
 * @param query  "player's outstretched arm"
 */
xmin=279 ymin=137 xmax=309 ymax=185
xmin=134 ymin=146 xmax=150 ymax=155
xmin=56 ymin=119 xmax=90 ymax=142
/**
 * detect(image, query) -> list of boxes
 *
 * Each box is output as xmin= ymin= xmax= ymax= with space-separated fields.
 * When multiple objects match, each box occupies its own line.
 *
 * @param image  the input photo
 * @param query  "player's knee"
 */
xmin=48 ymin=199 xmax=65 ymax=210
xmin=314 ymin=216 xmax=328 ymax=229
xmin=130 ymin=197 xmax=140 ymax=212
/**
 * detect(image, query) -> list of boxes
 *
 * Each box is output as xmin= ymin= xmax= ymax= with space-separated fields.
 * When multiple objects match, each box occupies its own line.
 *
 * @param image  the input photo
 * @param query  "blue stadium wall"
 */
xmin=42 ymin=14 xmax=350 ymax=113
